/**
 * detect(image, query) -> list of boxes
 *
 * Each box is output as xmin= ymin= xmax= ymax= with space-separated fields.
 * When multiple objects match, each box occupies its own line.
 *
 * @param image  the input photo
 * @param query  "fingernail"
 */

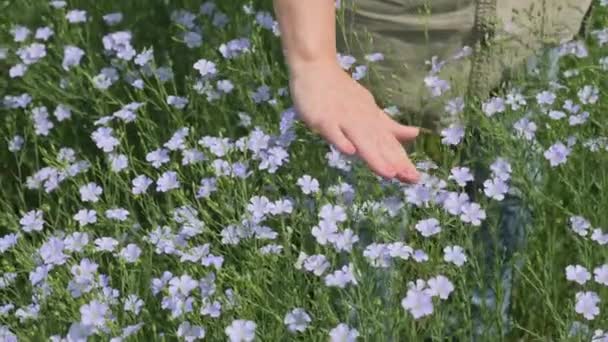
xmin=408 ymin=171 xmax=421 ymax=183
xmin=397 ymin=171 xmax=413 ymax=182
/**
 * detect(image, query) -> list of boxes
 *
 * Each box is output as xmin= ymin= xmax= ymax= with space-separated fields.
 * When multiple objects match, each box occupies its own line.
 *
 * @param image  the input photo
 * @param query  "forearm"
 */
xmin=272 ymin=0 xmax=338 ymax=72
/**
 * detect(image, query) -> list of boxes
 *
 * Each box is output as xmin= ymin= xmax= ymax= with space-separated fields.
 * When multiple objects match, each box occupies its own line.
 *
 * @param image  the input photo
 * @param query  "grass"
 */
xmin=0 ymin=0 xmax=607 ymax=341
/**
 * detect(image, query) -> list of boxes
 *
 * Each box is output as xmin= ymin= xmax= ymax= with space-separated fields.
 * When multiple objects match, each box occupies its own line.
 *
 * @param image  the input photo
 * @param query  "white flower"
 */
xmin=445 ymin=97 xmax=465 ymax=115
xmin=536 ymin=90 xmax=556 ymax=106
xmin=156 ymin=171 xmax=180 ymax=192
xmin=62 ymin=45 xmax=85 ymax=70
xmin=594 ymin=265 xmax=608 ymax=286
xmin=259 ymin=243 xmax=283 ymax=255
xmin=337 ymin=53 xmax=356 ymax=70
xmin=401 ymin=280 xmax=434 ymax=319
xmin=8 ymin=135 xmax=24 ymax=152
xmin=442 ymin=192 xmax=469 ymax=215
xmin=91 ymin=127 xmax=120 ymax=152
xmin=132 ymin=175 xmax=153 ymax=195
xmin=105 ymin=208 xmax=129 ymax=221
xmin=319 ymin=204 xmax=347 ymax=225
xmin=311 ymin=220 xmax=338 ymax=246
xmin=20 ymin=210 xmax=44 ymax=233
xmin=302 ymin=254 xmax=330 ymax=276
xmin=332 ymin=229 xmax=359 ymax=252
xmin=424 ymin=75 xmax=450 ymax=97
xmin=79 ymin=300 xmax=109 ymax=328
xmin=449 ymin=167 xmax=474 ymax=187
xmin=459 ymin=202 xmax=486 ymax=226
xmin=32 ymin=106 xmax=54 ymax=136
xmin=66 ymin=9 xmax=87 ymax=23
xmin=54 ymin=104 xmax=72 ymax=121
xmin=575 ymin=291 xmax=600 ymax=320
xmin=570 ymin=216 xmax=591 ymax=237
xmin=413 ymin=249 xmax=429 ymax=263
xmin=194 ymin=59 xmax=217 ymax=77
xmin=440 ymin=124 xmax=465 ymax=146
xmin=167 ymin=95 xmax=189 ymax=109
xmin=578 ymin=85 xmax=599 ymax=104
xmin=324 ymin=263 xmax=357 ymax=288
xmin=109 ymin=153 xmax=128 ymax=172
xmin=10 ymin=64 xmax=27 ymax=78
xmin=415 ymin=218 xmax=441 ymax=237
xmin=94 ymin=237 xmax=118 ymax=252
xmin=11 ymin=26 xmax=30 ymax=42
xmin=225 ymin=319 xmax=256 ymax=342
xmin=363 ymin=243 xmax=392 ymax=268
xmin=146 ymin=148 xmax=170 ymax=168
xmin=74 ymin=209 xmax=97 ymax=227
xmin=490 ymin=158 xmax=512 ymax=181
xmin=200 ymin=299 xmax=222 ymax=318
xmin=544 ymin=142 xmax=571 ymax=167
xmin=365 ymin=52 xmax=384 ymax=62
xmin=566 ymin=265 xmax=591 ymax=285
xmin=184 ymin=31 xmax=202 ymax=48
xmin=548 ymin=110 xmax=566 ymax=120
xmin=17 ymin=43 xmax=46 ymax=65
xmin=483 ymin=178 xmax=509 ymax=201
xmin=427 ymin=275 xmax=454 ymax=300
xmin=102 ymin=31 xmax=135 ymax=61
xmin=79 ymin=183 xmax=103 ymax=203
xmin=352 ymin=65 xmax=367 ymax=80
xmin=247 ymin=196 xmax=271 ymax=221
xmin=513 ymin=117 xmax=537 ymax=141
xmin=329 ymin=323 xmax=359 ymax=342
xmin=177 ymin=321 xmax=205 ymax=341
xmin=297 ymin=175 xmax=319 ymax=194
xmin=103 ymin=12 xmax=123 ymax=26
xmin=591 ymin=229 xmax=608 ymax=245
xmin=283 ymin=308 xmax=311 ymax=333
xmin=443 ymin=245 xmax=467 ymax=267
xmin=119 ymin=244 xmax=141 ymax=263
xmin=482 ymin=97 xmax=505 ymax=117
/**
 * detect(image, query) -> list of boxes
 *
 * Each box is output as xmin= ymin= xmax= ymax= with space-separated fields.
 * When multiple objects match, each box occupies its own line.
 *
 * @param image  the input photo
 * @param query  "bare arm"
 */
xmin=273 ymin=0 xmax=420 ymax=183
xmin=273 ymin=0 xmax=337 ymax=72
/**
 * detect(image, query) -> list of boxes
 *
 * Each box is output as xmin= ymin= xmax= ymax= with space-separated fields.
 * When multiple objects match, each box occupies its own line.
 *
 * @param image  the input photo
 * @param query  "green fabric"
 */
xmin=338 ymin=0 xmax=592 ymax=130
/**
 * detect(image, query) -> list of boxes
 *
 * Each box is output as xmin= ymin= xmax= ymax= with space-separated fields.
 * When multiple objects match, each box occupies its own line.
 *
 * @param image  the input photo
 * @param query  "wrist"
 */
xmin=286 ymin=54 xmax=340 ymax=76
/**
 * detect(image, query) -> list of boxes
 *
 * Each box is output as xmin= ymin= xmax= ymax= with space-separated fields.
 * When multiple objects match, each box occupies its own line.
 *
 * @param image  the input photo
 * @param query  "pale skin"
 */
xmin=273 ymin=0 xmax=421 ymax=183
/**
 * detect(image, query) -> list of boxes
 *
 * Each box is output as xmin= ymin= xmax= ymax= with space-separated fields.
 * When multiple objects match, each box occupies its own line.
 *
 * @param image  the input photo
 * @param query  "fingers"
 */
xmin=379 ymin=117 xmax=421 ymax=182
xmin=312 ymin=110 xmax=421 ymax=183
xmin=386 ymin=117 xmax=420 ymax=142
xmin=318 ymin=124 xmax=357 ymax=155
xmin=341 ymin=124 xmax=397 ymax=179
xmin=341 ymin=116 xmax=420 ymax=183
xmin=380 ymin=136 xmax=420 ymax=183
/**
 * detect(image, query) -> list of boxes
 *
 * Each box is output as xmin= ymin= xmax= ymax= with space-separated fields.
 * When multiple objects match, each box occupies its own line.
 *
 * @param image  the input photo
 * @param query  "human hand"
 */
xmin=289 ymin=61 xmax=421 ymax=183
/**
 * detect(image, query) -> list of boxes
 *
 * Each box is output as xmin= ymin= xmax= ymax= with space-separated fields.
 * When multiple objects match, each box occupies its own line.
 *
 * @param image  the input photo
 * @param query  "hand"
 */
xmin=289 ymin=61 xmax=420 ymax=183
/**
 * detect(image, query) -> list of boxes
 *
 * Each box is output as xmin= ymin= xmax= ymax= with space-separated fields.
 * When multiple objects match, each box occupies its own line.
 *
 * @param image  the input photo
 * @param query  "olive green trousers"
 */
xmin=340 ymin=0 xmax=592 ymax=129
